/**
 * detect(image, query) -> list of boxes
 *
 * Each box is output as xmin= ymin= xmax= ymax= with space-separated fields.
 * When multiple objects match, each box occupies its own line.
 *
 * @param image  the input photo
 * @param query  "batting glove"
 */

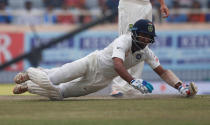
xmin=130 ymin=79 xmax=154 ymax=94
xmin=178 ymin=82 xmax=198 ymax=97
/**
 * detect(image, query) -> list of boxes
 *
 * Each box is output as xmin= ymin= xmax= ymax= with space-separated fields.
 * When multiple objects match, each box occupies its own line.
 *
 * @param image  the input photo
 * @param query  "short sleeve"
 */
xmin=145 ymin=48 xmax=160 ymax=69
xmin=112 ymin=35 xmax=131 ymax=61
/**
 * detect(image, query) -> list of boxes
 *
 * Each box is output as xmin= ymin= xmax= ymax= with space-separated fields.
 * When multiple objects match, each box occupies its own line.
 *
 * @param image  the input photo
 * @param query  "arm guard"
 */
xmin=160 ymin=70 xmax=182 ymax=88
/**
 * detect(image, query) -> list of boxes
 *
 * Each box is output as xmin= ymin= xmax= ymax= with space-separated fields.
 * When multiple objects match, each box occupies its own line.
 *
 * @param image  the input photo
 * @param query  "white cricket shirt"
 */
xmin=97 ymin=34 xmax=160 ymax=77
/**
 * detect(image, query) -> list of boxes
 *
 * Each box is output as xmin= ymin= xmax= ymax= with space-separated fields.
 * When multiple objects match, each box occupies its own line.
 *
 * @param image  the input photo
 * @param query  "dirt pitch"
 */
xmin=0 ymin=94 xmax=184 ymax=101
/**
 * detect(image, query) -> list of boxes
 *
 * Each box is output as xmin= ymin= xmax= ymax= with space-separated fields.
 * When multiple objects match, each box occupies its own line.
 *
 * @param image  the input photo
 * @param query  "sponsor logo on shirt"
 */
xmin=116 ymin=47 xmax=123 ymax=50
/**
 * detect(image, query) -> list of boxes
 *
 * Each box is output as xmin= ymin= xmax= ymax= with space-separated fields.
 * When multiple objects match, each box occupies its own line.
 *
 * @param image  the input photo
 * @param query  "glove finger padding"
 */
xmin=188 ymin=82 xmax=198 ymax=97
xmin=144 ymin=82 xmax=154 ymax=93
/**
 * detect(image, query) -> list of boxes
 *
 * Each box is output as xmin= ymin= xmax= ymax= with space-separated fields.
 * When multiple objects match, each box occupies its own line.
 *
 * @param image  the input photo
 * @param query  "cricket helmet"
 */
xmin=131 ymin=19 xmax=156 ymax=43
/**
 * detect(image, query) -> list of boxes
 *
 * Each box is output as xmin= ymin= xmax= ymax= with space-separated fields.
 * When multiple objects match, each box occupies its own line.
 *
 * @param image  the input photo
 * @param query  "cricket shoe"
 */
xmin=111 ymin=87 xmax=143 ymax=97
xmin=110 ymin=90 xmax=124 ymax=97
xmin=13 ymin=83 xmax=28 ymax=94
xmin=14 ymin=72 xmax=29 ymax=84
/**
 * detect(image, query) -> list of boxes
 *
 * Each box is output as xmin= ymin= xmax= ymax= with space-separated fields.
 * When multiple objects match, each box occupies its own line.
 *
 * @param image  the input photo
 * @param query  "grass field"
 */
xmin=0 ymin=84 xmax=210 ymax=125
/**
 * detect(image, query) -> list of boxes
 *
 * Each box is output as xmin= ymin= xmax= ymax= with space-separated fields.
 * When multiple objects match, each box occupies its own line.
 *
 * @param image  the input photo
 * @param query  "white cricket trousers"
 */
xmin=27 ymin=51 xmax=113 ymax=98
xmin=112 ymin=0 xmax=152 ymax=94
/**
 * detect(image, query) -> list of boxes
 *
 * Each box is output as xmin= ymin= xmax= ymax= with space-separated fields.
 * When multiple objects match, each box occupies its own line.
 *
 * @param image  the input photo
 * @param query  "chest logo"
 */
xmin=136 ymin=54 xmax=142 ymax=60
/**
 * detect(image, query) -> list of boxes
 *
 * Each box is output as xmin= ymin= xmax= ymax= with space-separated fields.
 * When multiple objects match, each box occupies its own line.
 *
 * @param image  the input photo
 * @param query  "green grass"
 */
xmin=0 ymin=84 xmax=210 ymax=125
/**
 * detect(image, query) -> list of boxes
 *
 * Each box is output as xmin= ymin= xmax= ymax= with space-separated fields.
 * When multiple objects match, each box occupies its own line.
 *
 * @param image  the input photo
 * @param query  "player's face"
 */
xmin=136 ymin=33 xmax=154 ymax=48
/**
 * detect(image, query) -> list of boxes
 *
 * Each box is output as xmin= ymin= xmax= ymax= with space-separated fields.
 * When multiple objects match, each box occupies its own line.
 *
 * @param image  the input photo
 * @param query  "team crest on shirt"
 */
xmin=136 ymin=54 xmax=142 ymax=60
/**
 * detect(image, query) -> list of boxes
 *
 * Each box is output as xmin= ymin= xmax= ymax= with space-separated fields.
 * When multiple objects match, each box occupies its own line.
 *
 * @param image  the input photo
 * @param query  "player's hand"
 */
xmin=130 ymin=79 xmax=154 ymax=94
xmin=178 ymin=82 xmax=198 ymax=97
xmin=160 ymin=4 xmax=169 ymax=18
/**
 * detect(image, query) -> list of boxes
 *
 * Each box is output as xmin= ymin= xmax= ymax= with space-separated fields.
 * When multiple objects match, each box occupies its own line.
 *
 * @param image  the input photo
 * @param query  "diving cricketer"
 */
xmin=13 ymin=19 xmax=197 ymax=100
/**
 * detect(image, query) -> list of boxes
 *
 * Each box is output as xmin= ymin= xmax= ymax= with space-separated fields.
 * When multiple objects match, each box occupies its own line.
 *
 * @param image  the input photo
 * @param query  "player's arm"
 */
xmin=157 ymin=0 xmax=169 ymax=18
xmin=112 ymin=36 xmax=134 ymax=83
xmin=145 ymin=48 xmax=197 ymax=97
xmin=153 ymin=65 xmax=198 ymax=97
xmin=145 ymin=49 xmax=179 ymax=88
xmin=113 ymin=57 xmax=154 ymax=94
xmin=153 ymin=65 xmax=182 ymax=89
xmin=112 ymin=57 xmax=134 ymax=83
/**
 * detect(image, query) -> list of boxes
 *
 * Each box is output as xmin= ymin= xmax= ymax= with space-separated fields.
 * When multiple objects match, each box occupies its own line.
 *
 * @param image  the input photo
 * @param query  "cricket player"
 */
xmin=12 ymin=19 xmax=197 ymax=100
xmin=111 ymin=0 xmax=170 ymax=97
